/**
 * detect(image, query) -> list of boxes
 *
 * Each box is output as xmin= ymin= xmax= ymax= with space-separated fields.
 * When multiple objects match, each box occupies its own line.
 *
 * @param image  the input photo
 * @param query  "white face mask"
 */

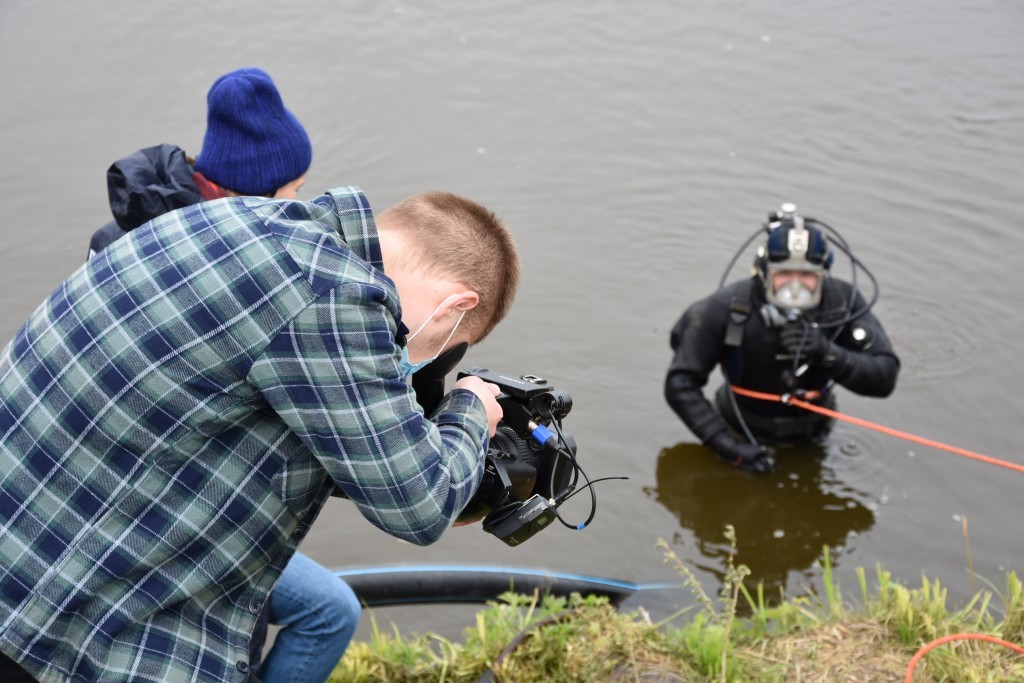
xmin=772 ymin=278 xmax=817 ymax=310
xmin=399 ymin=295 xmax=466 ymax=377
xmin=766 ymin=266 xmax=824 ymax=311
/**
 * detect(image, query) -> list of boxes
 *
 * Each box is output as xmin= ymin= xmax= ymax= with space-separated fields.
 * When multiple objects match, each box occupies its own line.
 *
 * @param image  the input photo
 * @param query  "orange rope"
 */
xmin=729 ymin=385 xmax=1024 ymax=475
xmin=729 ymin=386 xmax=1024 ymax=676
xmin=905 ymin=633 xmax=1024 ymax=681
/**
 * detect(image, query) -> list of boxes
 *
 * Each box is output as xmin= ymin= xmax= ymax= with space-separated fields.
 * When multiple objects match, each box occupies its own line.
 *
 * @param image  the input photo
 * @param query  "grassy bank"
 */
xmin=329 ymin=529 xmax=1024 ymax=682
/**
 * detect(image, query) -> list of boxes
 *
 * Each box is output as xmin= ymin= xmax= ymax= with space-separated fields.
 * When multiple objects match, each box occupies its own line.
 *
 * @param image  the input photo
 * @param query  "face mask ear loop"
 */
xmin=406 ymin=317 xmax=431 ymax=343
xmin=406 ymin=294 xmax=460 ymax=344
xmin=434 ymin=311 xmax=467 ymax=359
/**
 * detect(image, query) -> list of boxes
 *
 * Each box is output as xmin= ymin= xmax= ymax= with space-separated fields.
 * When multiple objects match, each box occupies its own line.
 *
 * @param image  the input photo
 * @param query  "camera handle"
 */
xmin=411 ymin=342 xmax=469 ymax=415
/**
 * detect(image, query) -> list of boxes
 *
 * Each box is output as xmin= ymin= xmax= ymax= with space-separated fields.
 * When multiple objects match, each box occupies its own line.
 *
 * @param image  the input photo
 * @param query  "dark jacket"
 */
xmin=665 ymin=277 xmax=900 ymax=445
xmin=87 ymin=144 xmax=204 ymax=258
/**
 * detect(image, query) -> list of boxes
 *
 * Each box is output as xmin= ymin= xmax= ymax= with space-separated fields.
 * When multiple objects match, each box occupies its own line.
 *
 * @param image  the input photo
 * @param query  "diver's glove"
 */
xmin=707 ymin=432 xmax=776 ymax=473
xmin=780 ymin=321 xmax=850 ymax=377
xmin=780 ymin=320 xmax=829 ymax=360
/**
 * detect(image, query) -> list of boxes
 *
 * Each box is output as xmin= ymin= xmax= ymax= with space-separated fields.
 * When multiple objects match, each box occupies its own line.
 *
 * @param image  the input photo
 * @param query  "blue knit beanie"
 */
xmin=194 ymin=68 xmax=312 ymax=196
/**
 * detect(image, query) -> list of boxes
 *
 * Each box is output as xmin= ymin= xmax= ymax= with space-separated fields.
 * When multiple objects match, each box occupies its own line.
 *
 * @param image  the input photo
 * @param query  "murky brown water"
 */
xmin=2 ymin=0 xmax=1022 ymax=638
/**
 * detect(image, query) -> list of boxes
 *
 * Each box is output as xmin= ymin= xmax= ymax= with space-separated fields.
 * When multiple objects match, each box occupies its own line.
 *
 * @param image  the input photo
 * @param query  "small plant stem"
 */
xmin=962 ymin=515 xmax=978 ymax=596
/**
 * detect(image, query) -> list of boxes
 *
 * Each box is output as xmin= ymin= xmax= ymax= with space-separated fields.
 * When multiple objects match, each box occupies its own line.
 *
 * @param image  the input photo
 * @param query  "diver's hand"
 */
xmin=780 ymin=320 xmax=830 ymax=361
xmin=781 ymin=321 xmax=852 ymax=378
xmin=707 ymin=432 xmax=776 ymax=473
xmin=454 ymin=376 xmax=502 ymax=436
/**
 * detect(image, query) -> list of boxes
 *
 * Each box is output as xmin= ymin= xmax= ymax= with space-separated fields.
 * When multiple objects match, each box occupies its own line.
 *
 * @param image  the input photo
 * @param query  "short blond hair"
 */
xmin=379 ymin=192 xmax=520 ymax=342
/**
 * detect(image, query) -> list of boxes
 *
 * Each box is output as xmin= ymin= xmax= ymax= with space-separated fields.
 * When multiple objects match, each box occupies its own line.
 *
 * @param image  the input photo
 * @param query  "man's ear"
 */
xmin=437 ymin=291 xmax=479 ymax=319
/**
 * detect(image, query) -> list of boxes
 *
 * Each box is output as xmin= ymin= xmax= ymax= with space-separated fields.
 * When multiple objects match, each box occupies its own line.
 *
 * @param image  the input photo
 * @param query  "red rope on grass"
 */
xmin=905 ymin=633 xmax=1024 ymax=682
xmin=729 ymin=385 xmax=1024 ymax=475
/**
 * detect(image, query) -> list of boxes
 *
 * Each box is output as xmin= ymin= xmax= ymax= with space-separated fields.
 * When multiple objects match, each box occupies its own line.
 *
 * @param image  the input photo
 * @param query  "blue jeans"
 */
xmin=259 ymin=551 xmax=361 ymax=683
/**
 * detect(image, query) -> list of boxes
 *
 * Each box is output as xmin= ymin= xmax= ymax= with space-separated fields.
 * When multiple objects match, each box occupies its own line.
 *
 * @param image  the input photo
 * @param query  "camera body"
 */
xmin=456 ymin=367 xmax=576 ymax=546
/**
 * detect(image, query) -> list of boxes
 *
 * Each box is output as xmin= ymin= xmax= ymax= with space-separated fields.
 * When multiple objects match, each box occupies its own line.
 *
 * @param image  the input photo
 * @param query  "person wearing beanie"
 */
xmin=82 ymin=69 xmax=358 ymax=683
xmin=87 ymin=67 xmax=312 ymax=258
xmin=194 ymin=67 xmax=312 ymax=197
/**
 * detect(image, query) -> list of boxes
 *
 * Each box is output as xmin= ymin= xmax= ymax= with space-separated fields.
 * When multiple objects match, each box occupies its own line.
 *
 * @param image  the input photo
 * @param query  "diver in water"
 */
xmin=664 ymin=203 xmax=901 ymax=472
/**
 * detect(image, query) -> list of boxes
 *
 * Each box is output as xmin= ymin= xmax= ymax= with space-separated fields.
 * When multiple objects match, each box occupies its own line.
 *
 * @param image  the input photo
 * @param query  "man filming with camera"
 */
xmin=665 ymin=203 xmax=900 ymax=473
xmin=0 ymin=186 xmax=516 ymax=682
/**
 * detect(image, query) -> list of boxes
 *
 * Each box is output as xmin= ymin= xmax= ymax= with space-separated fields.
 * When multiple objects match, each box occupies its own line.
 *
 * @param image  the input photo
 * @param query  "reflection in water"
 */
xmin=645 ymin=442 xmax=876 ymax=600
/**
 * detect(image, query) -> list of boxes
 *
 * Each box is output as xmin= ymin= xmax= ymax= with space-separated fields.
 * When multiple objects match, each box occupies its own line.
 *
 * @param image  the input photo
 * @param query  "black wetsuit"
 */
xmin=665 ymin=277 xmax=900 ymax=446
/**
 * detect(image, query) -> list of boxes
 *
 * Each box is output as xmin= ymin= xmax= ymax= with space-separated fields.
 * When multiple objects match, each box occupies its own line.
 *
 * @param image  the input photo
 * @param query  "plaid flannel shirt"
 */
xmin=0 ymin=186 xmax=489 ymax=682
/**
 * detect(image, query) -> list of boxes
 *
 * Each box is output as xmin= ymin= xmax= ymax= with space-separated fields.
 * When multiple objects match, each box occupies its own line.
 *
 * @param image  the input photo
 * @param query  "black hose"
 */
xmin=333 ymin=566 xmax=640 ymax=607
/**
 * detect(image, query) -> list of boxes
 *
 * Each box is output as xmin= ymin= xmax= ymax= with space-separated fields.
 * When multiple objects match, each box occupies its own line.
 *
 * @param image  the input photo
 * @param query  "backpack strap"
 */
xmin=725 ymin=296 xmax=751 ymax=348
xmin=722 ymin=294 xmax=752 ymax=383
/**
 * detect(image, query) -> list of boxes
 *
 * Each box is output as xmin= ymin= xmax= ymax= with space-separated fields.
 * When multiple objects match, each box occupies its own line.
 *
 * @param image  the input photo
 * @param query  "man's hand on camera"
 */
xmin=453 ymin=513 xmax=485 ymax=527
xmin=454 ymin=376 xmax=502 ymax=436
xmin=707 ymin=432 xmax=776 ymax=473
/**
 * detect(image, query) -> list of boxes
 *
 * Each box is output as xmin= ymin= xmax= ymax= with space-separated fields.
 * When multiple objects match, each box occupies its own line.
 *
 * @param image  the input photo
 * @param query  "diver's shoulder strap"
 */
xmin=722 ymin=281 xmax=756 ymax=383
xmin=724 ymin=296 xmax=752 ymax=348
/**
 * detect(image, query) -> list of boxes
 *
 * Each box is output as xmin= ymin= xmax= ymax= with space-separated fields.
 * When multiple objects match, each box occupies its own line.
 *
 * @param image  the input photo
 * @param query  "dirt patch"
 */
xmin=742 ymin=621 xmax=908 ymax=682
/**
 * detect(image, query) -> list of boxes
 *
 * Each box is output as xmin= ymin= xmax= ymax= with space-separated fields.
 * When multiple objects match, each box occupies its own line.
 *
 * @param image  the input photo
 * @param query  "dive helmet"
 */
xmin=754 ymin=203 xmax=833 ymax=311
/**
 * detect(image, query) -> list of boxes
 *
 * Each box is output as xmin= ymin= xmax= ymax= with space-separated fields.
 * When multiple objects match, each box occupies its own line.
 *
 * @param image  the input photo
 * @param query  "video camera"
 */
xmin=410 ymin=344 xmax=609 ymax=547
xmin=454 ymin=367 xmax=577 ymax=546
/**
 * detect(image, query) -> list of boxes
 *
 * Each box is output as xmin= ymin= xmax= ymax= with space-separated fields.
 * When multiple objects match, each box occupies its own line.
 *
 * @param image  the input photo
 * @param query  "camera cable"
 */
xmin=538 ymin=405 xmax=627 ymax=531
